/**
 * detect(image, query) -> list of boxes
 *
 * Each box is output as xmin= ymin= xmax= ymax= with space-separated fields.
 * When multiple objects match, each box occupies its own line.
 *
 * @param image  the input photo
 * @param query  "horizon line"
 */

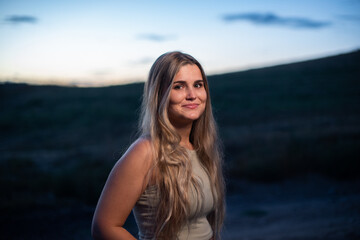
xmin=1 ymin=48 xmax=358 ymax=88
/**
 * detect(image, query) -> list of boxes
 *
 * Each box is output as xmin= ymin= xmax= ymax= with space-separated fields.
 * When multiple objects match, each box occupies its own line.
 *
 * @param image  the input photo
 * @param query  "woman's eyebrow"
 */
xmin=173 ymin=80 xmax=204 ymax=84
xmin=173 ymin=80 xmax=186 ymax=84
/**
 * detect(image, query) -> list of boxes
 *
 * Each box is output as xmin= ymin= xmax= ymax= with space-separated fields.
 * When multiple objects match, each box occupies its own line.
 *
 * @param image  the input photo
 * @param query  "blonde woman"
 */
xmin=92 ymin=51 xmax=225 ymax=240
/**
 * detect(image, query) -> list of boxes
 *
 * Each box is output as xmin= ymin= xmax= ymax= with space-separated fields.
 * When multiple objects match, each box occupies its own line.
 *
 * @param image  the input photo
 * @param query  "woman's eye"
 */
xmin=194 ymin=83 xmax=203 ymax=88
xmin=173 ymin=85 xmax=183 ymax=90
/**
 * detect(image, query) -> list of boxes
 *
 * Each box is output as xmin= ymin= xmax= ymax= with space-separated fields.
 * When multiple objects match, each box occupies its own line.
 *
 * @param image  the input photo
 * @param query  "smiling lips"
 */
xmin=182 ymin=104 xmax=199 ymax=109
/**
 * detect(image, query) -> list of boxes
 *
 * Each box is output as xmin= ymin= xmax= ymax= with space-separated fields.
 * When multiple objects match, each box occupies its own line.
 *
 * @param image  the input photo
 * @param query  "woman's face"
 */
xmin=168 ymin=64 xmax=207 ymax=126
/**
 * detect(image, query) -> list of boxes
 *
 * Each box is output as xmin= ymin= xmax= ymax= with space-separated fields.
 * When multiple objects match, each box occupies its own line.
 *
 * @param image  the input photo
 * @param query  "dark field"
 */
xmin=1 ymin=50 xmax=360 ymax=239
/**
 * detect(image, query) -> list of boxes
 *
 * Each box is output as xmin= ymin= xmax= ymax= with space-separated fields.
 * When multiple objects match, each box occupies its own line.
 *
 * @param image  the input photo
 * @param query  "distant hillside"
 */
xmin=1 ymin=50 xmax=359 ymax=207
xmin=207 ymin=49 xmax=360 ymax=180
xmin=211 ymin=49 xmax=360 ymax=80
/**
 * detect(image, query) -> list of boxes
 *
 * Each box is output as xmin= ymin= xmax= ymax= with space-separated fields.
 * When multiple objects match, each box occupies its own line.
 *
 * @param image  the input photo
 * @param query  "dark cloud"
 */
xmin=137 ymin=33 xmax=176 ymax=42
xmin=4 ymin=15 xmax=38 ymax=24
xmin=222 ymin=12 xmax=331 ymax=29
xmin=338 ymin=14 xmax=360 ymax=21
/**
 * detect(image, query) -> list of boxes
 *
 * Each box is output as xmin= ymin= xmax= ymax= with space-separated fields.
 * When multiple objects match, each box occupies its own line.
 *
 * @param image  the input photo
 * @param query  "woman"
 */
xmin=92 ymin=51 xmax=225 ymax=239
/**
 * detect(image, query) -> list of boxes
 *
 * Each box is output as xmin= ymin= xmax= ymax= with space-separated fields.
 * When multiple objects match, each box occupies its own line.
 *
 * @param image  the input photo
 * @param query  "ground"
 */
xmin=2 ymin=175 xmax=359 ymax=239
xmin=223 ymin=175 xmax=360 ymax=240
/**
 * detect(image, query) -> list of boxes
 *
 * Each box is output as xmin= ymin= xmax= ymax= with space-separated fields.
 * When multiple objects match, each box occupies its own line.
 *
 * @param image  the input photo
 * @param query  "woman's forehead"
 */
xmin=173 ymin=64 xmax=202 ymax=82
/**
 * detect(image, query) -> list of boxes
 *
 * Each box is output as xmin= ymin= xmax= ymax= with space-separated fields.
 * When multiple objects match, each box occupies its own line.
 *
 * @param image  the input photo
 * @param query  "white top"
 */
xmin=132 ymin=150 xmax=214 ymax=240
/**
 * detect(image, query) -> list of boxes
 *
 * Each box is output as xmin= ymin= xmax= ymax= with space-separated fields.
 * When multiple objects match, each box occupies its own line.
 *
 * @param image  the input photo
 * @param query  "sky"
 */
xmin=0 ymin=0 xmax=359 ymax=87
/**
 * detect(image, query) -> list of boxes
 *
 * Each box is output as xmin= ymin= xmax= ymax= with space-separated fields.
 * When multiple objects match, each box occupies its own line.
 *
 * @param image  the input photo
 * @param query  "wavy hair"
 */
xmin=140 ymin=51 xmax=225 ymax=239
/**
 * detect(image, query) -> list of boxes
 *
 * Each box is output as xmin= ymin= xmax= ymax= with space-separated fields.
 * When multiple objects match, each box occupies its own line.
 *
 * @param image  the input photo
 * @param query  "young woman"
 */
xmin=92 ymin=51 xmax=225 ymax=239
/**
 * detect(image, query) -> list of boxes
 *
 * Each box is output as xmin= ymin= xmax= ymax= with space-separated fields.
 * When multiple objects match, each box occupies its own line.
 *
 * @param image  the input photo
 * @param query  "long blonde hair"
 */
xmin=140 ymin=51 xmax=225 ymax=239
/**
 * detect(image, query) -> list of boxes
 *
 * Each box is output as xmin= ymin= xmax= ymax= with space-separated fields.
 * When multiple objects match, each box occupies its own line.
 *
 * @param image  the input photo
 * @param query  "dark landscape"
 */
xmin=1 ymin=50 xmax=360 ymax=239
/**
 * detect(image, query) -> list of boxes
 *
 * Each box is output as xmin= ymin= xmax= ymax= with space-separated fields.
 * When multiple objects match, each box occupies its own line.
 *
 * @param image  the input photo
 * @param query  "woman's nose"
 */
xmin=186 ymin=87 xmax=196 ymax=100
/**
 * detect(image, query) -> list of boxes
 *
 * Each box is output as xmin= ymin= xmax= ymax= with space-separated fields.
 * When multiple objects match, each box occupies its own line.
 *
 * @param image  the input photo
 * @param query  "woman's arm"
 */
xmin=92 ymin=138 xmax=153 ymax=239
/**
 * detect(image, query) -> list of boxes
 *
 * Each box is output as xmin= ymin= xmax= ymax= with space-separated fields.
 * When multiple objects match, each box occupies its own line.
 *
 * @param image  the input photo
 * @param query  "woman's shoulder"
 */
xmin=108 ymin=137 xmax=154 ymax=188
xmin=128 ymin=136 xmax=153 ymax=156
xmin=119 ymin=136 xmax=154 ymax=167
xmin=115 ymin=137 xmax=156 ymax=189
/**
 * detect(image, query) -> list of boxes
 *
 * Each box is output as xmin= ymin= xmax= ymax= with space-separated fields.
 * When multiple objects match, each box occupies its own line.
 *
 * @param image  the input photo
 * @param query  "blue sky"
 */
xmin=0 ymin=0 xmax=359 ymax=86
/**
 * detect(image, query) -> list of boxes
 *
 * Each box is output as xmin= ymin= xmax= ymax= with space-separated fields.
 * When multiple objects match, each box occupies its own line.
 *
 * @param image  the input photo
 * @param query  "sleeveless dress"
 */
xmin=132 ymin=150 xmax=215 ymax=240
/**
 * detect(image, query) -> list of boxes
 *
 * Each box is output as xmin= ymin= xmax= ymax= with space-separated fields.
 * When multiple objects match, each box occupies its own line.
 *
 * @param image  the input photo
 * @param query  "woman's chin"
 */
xmin=183 ymin=115 xmax=202 ymax=123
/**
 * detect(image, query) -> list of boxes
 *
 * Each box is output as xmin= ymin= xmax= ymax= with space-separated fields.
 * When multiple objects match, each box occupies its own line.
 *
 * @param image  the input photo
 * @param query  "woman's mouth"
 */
xmin=182 ymin=104 xmax=199 ymax=109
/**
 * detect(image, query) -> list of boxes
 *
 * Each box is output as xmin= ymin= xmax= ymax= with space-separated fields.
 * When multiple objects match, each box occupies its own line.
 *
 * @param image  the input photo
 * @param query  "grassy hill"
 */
xmin=208 ymin=50 xmax=360 ymax=181
xmin=1 ymin=50 xmax=359 ymax=208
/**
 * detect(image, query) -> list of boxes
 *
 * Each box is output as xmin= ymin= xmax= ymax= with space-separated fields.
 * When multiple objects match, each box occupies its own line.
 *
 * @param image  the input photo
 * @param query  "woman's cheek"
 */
xmin=200 ymin=90 xmax=207 ymax=102
xmin=171 ymin=92 xmax=185 ymax=104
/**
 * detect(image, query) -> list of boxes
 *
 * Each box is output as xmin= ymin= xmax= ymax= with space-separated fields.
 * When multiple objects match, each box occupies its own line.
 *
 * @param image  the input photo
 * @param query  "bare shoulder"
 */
xmin=128 ymin=137 xmax=152 ymax=156
xmin=110 ymin=137 xmax=154 ymax=181
xmin=122 ymin=137 xmax=153 ymax=164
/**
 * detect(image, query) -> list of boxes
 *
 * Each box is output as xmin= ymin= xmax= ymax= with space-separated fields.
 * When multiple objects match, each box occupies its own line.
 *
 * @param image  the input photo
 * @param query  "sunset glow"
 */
xmin=0 ymin=0 xmax=359 ymax=86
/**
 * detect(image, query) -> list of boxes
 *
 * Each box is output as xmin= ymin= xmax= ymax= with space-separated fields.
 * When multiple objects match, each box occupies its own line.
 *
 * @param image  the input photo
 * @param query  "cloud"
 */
xmin=137 ymin=33 xmax=176 ymax=42
xmin=4 ymin=15 xmax=38 ymax=24
xmin=338 ymin=14 xmax=360 ymax=22
xmin=129 ymin=57 xmax=155 ymax=66
xmin=135 ymin=57 xmax=154 ymax=64
xmin=222 ymin=12 xmax=331 ymax=29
